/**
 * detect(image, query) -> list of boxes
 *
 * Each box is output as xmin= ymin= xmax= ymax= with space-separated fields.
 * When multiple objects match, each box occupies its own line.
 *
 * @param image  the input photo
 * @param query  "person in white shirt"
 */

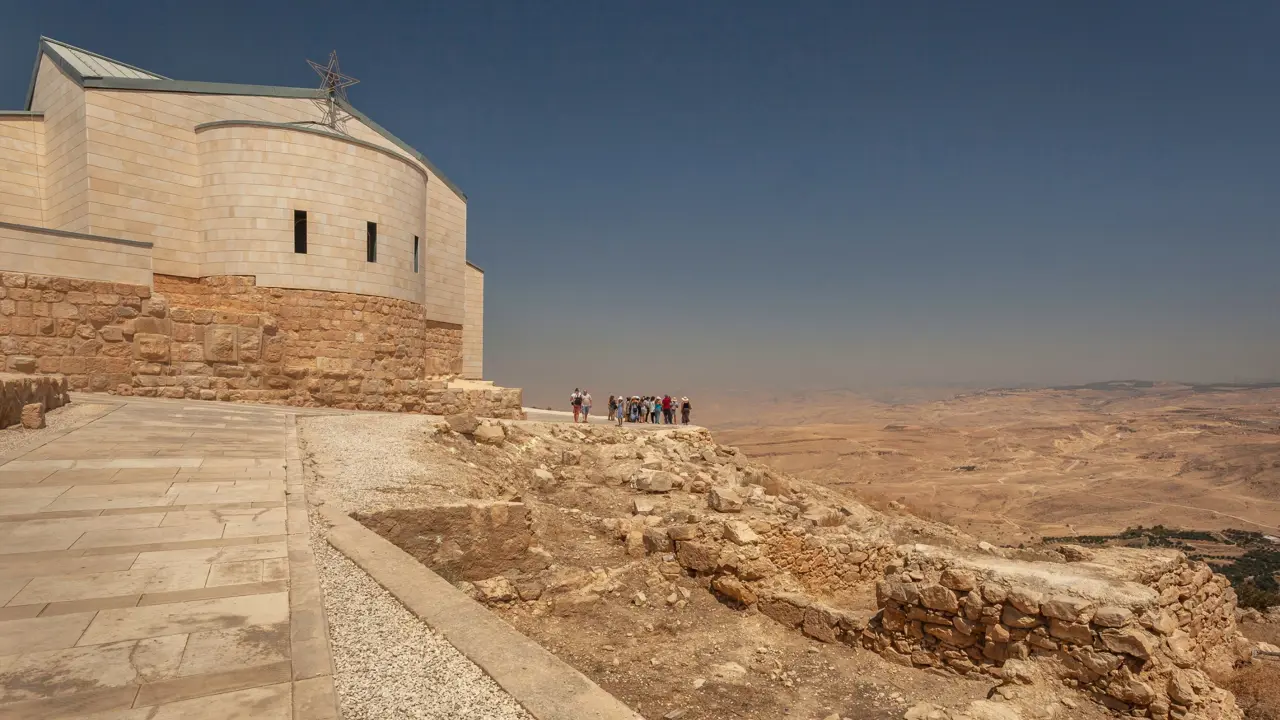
xmin=581 ymin=391 xmax=593 ymax=422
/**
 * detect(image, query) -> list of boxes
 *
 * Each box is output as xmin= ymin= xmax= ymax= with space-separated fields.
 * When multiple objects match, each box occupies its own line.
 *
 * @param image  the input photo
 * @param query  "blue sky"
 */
xmin=3 ymin=1 xmax=1278 ymax=406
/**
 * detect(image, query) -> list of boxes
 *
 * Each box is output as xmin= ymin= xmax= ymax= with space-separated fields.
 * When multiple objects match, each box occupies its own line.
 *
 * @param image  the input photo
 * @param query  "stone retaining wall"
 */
xmin=863 ymin=546 xmax=1249 ymax=720
xmin=0 ymin=372 xmax=69 ymax=429
xmin=0 ymin=270 xmax=522 ymax=417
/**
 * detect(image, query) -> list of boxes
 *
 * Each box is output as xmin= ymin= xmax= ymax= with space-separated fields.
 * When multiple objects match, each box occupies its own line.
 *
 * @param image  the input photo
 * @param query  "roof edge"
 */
xmin=0 ymin=111 xmax=43 ymax=118
xmin=19 ymin=36 xmax=467 ymax=202
xmin=82 ymin=77 xmax=319 ymax=98
xmin=335 ymin=98 xmax=466 ymax=202
xmin=194 ymin=120 xmax=430 ymax=183
xmin=39 ymin=36 xmax=170 ymax=80
xmin=466 ymin=261 xmax=484 ymax=273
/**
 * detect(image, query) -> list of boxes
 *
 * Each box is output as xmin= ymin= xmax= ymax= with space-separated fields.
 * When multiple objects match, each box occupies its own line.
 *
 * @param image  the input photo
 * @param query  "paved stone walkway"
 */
xmin=0 ymin=396 xmax=338 ymax=719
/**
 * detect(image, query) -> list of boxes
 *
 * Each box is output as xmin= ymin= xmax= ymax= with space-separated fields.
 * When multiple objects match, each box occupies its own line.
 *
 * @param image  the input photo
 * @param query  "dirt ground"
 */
xmin=301 ymin=413 xmax=1119 ymax=720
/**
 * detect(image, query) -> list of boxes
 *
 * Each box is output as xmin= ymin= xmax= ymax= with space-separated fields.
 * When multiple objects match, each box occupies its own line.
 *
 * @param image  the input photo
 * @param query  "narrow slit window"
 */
xmin=413 ymin=236 xmax=419 ymax=273
xmin=293 ymin=210 xmax=307 ymax=254
xmin=366 ymin=222 xmax=377 ymax=263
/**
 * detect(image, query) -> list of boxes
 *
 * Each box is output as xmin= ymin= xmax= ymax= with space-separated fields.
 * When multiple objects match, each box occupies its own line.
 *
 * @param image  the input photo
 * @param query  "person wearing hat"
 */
xmin=680 ymin=396 xmax=691 ymax=424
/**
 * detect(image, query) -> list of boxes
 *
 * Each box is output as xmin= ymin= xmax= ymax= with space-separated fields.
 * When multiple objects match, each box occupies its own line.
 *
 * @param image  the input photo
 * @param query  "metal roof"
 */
xmin=40 ymin=37 xmax=168 ymax=81
xmin=21 ymin=37 xmax=465 ymax=201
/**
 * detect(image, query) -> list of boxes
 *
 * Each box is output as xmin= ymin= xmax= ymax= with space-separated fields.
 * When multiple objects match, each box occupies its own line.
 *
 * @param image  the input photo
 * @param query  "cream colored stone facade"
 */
xmin=0 ymin=37 xmax=513 ymax=413
xmin=463 ymin=263 xmax=484 ymax=379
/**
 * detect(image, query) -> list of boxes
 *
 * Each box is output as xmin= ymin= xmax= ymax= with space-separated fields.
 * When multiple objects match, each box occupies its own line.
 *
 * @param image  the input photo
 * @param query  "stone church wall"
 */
xmin=0 ymin=270 xmax=521 ymax=417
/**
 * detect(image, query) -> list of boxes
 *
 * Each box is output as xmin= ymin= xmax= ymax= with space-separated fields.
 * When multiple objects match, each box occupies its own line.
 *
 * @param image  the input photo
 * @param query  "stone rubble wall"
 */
xmin=0 ymin=372 xmax=69 ymax=429
xmin=0 ymin=270 xmax=522 ymax=417
xmin=863 ymin=550 xmax=1248 ymax=720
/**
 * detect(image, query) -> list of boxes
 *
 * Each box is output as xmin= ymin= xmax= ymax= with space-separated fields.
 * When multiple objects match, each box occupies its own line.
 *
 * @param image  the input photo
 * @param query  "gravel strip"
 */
xmin=309 ymin=514 xmax=533 ymax=720
xmin=0 ymin=401 xmax=113 ymax=459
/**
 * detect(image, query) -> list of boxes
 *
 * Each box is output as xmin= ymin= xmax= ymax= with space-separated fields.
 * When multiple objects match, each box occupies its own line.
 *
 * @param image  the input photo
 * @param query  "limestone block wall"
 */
xmin=0 ymin=373 xmax=69 ymax=429
xmin=463 ymin=264 xmax=483 ymax=379
xmin=195 ymin=123 xmax=428 ymax=303
xmin=27 ymin=55 xmax=88 ymax=233
xmin=0 ymin=268 xmax=518 ymax=416
xmin=76 ymin=88 xmax=468 ymax=325
xmin=0 ymin=114 xmax=44 ymax=225
xmin=0 ymin=223 xmax=153 ymax=286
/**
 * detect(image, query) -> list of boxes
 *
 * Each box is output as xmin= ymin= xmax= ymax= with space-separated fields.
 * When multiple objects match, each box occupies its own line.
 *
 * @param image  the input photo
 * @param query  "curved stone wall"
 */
xmin=196 ymin=123 xmax=428 ymax=304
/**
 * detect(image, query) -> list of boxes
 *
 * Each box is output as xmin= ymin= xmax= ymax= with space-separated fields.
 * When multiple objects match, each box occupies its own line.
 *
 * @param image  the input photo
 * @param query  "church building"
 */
xmin=0 ymin=37 xmax=518 ymax=415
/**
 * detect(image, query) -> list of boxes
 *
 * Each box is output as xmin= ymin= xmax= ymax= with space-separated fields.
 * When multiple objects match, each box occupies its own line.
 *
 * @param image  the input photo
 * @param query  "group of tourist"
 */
xmin=568 ymin=389 xmax=692 ymax=425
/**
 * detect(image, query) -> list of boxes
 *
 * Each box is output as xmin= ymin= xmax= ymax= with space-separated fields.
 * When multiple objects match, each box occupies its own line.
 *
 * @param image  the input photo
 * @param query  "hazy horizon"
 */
xmin=4 ymin=1 xmax=1278 ymax=407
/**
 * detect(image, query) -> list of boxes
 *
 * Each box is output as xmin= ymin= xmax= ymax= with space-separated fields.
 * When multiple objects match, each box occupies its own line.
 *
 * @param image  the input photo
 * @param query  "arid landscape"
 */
xmin=711 ymin=382 xmax=1280 ymax=546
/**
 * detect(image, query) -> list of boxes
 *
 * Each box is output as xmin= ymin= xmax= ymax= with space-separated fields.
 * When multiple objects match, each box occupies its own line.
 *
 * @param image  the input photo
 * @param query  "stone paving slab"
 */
xmin=0 ymin=397 xmax=338 ymax=719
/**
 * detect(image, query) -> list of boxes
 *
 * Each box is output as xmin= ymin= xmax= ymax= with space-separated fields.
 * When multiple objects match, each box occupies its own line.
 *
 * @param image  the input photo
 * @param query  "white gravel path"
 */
xmin=300 ymin=413 xmax=533 ymax=720
xmin=309 ymin=516 xmax=533 ymax=720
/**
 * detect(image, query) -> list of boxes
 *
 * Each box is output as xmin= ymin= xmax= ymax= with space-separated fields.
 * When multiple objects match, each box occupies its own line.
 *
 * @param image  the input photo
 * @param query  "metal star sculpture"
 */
xmin=307 ymin=51 xmax=359 ymax=132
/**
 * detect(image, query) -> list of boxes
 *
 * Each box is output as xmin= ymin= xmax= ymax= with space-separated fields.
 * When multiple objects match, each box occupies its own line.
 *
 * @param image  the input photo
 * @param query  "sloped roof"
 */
xmin=23 ymin=37 xmax=465 ymax=200
xmin=40 ymin=37 xmax=168 ymax=81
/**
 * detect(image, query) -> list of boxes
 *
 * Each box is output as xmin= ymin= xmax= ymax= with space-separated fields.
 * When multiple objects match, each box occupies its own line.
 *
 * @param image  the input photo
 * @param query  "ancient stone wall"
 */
xmin=0 ymin=373 xmax=69 ymax=429
xmin=863 ymin=547 xmax=1249 ymax=720
xmin=0 ymin=270 xmax=521 ymax=417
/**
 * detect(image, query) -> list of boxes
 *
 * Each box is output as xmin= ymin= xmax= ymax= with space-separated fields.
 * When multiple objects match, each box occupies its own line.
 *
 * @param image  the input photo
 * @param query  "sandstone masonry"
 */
xmin=0 ymin=271 xmax=521 ymax=417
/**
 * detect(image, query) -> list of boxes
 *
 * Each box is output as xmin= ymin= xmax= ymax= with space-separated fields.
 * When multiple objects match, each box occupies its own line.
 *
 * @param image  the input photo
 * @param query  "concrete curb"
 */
xmin=317 ymin=505 xmax=643 ymax=720
xmin=285 ymin=414 xmax=343 ymax=720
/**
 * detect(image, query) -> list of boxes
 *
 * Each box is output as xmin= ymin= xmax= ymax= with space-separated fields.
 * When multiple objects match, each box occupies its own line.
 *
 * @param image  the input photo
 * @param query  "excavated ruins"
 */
xmin=309 ymin=415 xmax=1273 ymax=720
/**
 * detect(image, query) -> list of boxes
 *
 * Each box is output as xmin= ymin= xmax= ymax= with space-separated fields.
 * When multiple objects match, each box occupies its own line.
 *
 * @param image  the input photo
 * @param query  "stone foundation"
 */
xmin=862 ymin=545 xmax=1249 ymax=719
xmin=0 ymin=271 xmax=522 ymax=417
xmin=0 ymin=372 xmax=69 ymax=429
xmin=618 ymin=504 xmax=1249 ymax=720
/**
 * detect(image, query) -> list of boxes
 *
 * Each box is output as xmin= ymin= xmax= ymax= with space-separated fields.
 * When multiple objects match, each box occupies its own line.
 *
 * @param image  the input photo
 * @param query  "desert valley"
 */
xmin=713 ymin=381 xmax=1280 ymax=605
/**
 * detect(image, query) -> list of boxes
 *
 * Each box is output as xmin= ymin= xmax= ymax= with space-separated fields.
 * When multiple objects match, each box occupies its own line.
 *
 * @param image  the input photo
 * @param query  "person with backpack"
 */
xmin=570 ymin=388 xmax=583 ymax=423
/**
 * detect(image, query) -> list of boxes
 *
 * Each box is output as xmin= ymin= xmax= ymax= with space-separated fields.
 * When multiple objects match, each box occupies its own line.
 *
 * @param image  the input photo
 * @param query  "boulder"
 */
xmin=675 ymin=541 xmax=719 ymax=573
xmin=643 ymin=527 xmax=674 ymax=553
xmin=1099 ymin=628 xmax=1157 ymax=659
xmin=474 ymin=576 xmax=517 ymax=602
xmin=446 ymin=413 xmax=480 ymax=435
xmin=919 ymin=584 xmax=959 ymax=613
xmin=708 ymin=487 xmax=743 ymax=513
xmin=20 ymin=403 xmax=45 ymax=429
xmin=1040 ymin=595 xmax=1092 ymax=623
xmin=636 ymin=470 xmax=677 ymax=493
xmin=472 ymin=423 xmax=506 ymax=445
xmin=712 ymin=576 xmax=757 ymax=606
xmin=667 ymin=524 xmax=700 ymax=541
xmin=1092 ymin=605 xmax=1134 ymax=628
xmin=723 ymin=521 xmax=759 ymax=545
xmin=939 ymin=568 xmax=977 ymax=592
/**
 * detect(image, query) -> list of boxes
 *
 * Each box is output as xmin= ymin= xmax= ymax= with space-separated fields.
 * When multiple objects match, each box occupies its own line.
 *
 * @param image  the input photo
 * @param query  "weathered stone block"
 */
xmin=203 ymin=325 xmax=238 ymax=362
xmin=133 ymin=333 xmax=170 ymax=362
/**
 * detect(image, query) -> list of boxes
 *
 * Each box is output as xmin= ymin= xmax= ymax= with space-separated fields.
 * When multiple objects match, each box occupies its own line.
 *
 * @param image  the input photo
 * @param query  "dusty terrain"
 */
xmin=300 ymin=409 xmax=1279 ymax=720
xmin=713 ymin=382 xmax=1280 ymax=545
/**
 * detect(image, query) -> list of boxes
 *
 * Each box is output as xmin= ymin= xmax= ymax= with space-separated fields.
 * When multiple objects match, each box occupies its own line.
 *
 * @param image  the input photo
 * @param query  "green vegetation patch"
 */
xmin=1043 ymin=525 xmax=1280 ymax=610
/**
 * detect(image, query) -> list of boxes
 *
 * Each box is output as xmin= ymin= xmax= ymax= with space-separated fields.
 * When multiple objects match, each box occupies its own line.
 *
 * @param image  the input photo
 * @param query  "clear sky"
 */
xmin=4 ymin=1 xmax=1278 ymax=407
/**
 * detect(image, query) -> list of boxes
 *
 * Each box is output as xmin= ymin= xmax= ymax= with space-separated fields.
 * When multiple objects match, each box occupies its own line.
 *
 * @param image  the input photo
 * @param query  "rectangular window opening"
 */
xmin=366 ymin=221 xmax=377 ymax=263
xmin=293 ymin=210 xmax=307 ymax=254
xmin=413 ymin=236 xmax=419 ymax=273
